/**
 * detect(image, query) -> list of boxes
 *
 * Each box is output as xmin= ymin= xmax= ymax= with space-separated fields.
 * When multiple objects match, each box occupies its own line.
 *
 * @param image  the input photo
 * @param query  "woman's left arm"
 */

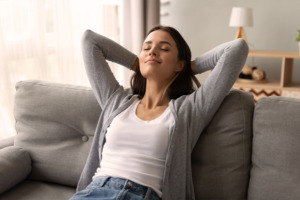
xmin=190 ymin=38 xmax=248 ymax=141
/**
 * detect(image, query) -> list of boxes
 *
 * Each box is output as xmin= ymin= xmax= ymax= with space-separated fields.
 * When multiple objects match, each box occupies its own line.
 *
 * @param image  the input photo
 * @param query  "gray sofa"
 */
xmin=0 ymin=80 xmax=299 ymax=200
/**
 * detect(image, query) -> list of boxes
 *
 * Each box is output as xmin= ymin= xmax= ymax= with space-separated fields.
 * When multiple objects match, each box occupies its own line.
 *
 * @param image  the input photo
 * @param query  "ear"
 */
xmin=175 ymin=60 xmax=185 ymax=72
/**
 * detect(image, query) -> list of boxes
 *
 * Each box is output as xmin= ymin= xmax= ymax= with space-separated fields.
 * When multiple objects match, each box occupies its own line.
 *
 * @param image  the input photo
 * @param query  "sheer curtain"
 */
xmin=119 ymin=0 xmax=160 ymax=87
xmin=0 ymin=0 xmax=121 ymax=139
xmin=0 ymin=0 xmax=160 ymax=139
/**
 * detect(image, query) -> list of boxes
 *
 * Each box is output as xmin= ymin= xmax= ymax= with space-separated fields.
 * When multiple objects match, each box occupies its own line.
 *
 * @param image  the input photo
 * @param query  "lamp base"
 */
xmin=235 ymin=27 xmax=248 ymax=44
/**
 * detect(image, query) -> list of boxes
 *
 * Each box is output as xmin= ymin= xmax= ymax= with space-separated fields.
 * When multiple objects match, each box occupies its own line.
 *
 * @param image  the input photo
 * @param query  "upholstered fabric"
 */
xmin=0 ymin=146 xmax=31 ymax=194
xmin=0 ymin=180 xmax=75 ymax=200
xmin=248 ymin=96 xmax=300 ymax=200
xmin=0 ymin=136 xmax=14 ymax=149
xmin=13 ymin=81 xmax=101 ymax=187
xmin=192 ymin=89 xmax=254 ymax=200
xmin=4 ymin=80 xmax=300 ymax=200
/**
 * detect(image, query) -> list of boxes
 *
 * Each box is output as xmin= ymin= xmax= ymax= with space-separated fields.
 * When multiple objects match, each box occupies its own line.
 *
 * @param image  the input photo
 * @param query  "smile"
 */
xmin=146 ymin=59 xmax=161 ymax=64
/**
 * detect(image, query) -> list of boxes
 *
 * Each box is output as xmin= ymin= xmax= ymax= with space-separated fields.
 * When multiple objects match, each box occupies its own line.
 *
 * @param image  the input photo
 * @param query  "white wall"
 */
xmin=161 ymin=0 xmax=300 ymax=83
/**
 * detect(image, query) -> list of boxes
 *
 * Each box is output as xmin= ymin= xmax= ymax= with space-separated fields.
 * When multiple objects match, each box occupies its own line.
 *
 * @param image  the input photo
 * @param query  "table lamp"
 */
xmin=229 ymin=7 xmax=253 ymax=43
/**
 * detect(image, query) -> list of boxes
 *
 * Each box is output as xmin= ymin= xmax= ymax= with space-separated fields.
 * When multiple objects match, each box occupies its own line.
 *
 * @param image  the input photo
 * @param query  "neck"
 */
xmin=141 ymin=80 xmax=170 ymax=109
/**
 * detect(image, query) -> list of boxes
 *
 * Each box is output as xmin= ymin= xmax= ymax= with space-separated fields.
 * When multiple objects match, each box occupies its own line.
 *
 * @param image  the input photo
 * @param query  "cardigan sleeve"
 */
xmin=189 ymin=38 xmax=249 ymax=143
xmin=77 ymin=30 xmax=137 ymax=191
xmin=81 ymin=30 xmax=137 ymax=108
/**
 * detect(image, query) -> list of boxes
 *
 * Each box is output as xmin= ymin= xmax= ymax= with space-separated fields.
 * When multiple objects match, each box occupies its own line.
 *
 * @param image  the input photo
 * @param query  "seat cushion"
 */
xmin=0 ymin=180 xmax=75 ymax=200
xmin=192 ymin=89 xmax=254 ymax=200
xmin=14 ymin=81 xmax=101 ymax=187
xmin=0 ymin=146 xmax=31 ymax=194
xmin=248 ymin=96 xmax=300 ymax=200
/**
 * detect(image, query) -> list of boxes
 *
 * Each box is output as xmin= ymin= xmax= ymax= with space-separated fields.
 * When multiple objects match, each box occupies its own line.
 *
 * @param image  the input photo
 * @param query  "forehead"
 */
xmin=144 ymin=30 xmax=175 ymax=46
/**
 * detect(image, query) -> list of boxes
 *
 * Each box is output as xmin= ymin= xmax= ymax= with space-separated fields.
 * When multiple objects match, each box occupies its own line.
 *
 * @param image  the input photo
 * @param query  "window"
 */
xmin=0 ymin=0 xmax=121 ymax=139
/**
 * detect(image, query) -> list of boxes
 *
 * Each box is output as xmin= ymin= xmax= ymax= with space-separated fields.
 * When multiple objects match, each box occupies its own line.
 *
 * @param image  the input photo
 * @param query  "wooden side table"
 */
xmin=233 ymin=50 xmax=300 ymax=101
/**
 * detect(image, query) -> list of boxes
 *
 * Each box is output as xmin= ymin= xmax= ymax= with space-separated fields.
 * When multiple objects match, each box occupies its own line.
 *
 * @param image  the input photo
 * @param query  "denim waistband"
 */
xmin=94 ymin=177 xmax=160 ymax=199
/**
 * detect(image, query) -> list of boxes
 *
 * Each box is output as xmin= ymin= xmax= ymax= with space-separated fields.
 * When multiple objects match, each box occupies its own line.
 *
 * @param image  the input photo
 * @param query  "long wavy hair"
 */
xmin=130 ymin=25 xmax=200 ymax=100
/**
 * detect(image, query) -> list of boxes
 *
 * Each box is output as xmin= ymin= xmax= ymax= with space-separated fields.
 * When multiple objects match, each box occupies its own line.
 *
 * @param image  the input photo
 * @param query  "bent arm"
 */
xmin=81 ymin=30 xmax=137 ymax=108
xmin=190 ymin=39 xmax=248 ymax=143
xmin=194 ymin=39 xmax=248 ymax=74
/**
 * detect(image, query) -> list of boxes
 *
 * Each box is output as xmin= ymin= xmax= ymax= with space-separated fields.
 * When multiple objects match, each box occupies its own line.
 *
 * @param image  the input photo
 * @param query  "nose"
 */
xmin=148 ymin=47 xmax=158 ymax=56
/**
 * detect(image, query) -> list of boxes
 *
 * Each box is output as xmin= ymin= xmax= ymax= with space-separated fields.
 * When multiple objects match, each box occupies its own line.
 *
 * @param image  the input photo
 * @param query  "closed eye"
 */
xmin=143 ymin=45 xmax=151 ymax=51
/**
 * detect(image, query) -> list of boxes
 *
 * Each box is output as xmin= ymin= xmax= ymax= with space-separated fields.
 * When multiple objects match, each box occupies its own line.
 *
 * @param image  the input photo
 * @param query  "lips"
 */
xmin=146 ymin=58 xmax=161 ymax=64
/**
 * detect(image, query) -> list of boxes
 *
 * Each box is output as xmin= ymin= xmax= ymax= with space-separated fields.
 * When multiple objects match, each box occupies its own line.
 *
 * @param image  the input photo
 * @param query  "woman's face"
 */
xmin=138 ymin=30 xmax=184 ymax=83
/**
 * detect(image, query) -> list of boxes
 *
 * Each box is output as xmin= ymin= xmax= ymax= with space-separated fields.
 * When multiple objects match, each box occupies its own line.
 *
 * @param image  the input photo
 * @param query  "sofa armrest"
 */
xmin=0 ymin=146 xmax=32 ymax=194
xmin=0 ymin=136 xmax=15 ymax=149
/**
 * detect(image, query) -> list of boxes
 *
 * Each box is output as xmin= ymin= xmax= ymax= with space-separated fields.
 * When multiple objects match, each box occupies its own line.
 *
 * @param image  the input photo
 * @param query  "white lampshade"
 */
xmin=229 ymin=7 xmax=253 ymax=27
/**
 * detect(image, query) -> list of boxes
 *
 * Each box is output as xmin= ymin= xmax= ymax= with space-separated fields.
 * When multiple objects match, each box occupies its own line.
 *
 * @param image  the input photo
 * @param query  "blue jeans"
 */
xmin=69 ymin=177 xmax=161 ymax=200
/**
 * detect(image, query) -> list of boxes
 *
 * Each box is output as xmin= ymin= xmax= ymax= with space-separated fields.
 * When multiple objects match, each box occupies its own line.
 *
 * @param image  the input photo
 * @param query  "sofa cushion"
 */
xmin=0 ymin=180 xmax=75 ymax=200
xmin=0 ymin=136 xmax=14 ymax=149
xmin=0 ymin=146 xmax=31 ymax=194
xmin=14 ymin=81 xmax=101 ymax=187
xmin=192 ymin=89 xmax=254 ymax=200
xmin=248 ymin=96 xmax=300 ymax=200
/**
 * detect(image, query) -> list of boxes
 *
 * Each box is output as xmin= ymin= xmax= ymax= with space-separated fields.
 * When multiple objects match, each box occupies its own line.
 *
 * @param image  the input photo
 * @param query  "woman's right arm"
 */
xmin=81 ymin=30 xmax=138 ymax=108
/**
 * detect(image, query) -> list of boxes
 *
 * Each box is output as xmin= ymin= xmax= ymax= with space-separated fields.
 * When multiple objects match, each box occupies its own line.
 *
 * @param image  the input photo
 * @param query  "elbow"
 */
xmin=82 ymin=29 xmax=93 ymax=39
xmin=235 ymin=38 xmax=249 ymax=56
xmin=81 ymin=29 xmax=94 ymax=47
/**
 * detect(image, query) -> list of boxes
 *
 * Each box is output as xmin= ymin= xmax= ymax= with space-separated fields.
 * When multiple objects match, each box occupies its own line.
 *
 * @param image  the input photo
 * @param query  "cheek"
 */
xmin=165 ymin=57 xmax=181 ymax=71
xmin=137 ymin=55 xmax=147 ymax=77
xmin=138 ymin=54 xmax=144 ymax=67
xmin=138 ymin=53 xmax=147 ymax=65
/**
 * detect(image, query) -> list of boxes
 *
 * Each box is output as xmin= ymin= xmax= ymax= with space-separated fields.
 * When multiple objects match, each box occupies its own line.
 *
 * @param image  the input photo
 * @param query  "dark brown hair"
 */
xmin=130 ymin=25 xmax=200 ymax=99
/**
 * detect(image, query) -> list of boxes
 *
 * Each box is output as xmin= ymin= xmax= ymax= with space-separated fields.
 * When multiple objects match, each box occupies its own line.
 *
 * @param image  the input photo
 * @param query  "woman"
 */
xmin=70 ymin=25 xmax=248 ymax=200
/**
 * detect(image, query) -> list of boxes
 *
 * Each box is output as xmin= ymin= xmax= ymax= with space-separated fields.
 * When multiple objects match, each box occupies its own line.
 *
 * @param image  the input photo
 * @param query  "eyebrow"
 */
xmin=144 ymin=41 xmax=172 ymax=47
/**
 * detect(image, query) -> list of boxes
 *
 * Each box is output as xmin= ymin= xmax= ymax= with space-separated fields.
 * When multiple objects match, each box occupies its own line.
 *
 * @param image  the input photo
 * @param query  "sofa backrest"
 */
xmin=14 ymin=81 xmax=101 ymax=187
xmin=192 ymin=89 xmax=254 ymax=200
xmin=14 ymin=80 xmax=255 ymax=199
xmin=248 ymin=96 xmax=300 ymax=200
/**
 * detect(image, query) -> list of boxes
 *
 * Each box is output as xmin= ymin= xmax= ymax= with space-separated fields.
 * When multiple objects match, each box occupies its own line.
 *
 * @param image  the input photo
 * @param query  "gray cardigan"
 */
xmin=77 ymin=30 xmax=248 ymax=200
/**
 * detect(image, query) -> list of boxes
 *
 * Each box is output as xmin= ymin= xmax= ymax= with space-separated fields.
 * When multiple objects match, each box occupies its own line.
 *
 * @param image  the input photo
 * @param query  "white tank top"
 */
xmin=93 ymin=99 xmax=174 ymax=197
